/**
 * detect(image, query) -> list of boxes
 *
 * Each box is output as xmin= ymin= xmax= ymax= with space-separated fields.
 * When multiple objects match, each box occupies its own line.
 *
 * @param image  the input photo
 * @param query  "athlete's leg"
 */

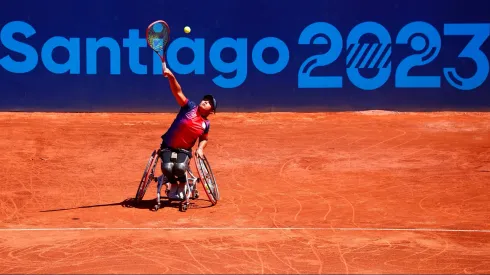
xmin=172 ymin=152 xmax=190 ymax=199
xmin=160 ymin=150 xmax=177 ymax=184
xmin=173 ymin=152 xmax=190 ymax=184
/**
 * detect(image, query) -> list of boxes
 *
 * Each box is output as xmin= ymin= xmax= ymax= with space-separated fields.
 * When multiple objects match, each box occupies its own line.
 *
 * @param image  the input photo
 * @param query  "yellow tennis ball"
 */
xmin=184 ymin=26 xmax=191 ymax=34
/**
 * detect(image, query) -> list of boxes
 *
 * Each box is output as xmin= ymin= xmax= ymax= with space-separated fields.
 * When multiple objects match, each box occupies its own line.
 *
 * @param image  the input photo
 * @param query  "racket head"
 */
xmin=146 ymin=20 xmax=171 ymax=61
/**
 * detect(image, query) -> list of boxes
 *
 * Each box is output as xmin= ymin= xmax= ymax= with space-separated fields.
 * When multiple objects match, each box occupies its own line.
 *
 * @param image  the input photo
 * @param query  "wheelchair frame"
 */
xmin=134 ymin=149 xmax=219 ymax=212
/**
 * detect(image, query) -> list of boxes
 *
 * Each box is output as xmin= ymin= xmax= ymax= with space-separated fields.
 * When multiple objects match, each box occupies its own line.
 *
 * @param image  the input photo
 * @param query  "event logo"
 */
xmin=298 ymin=22 xmax=489 ymax=91
xmin=1 ymin=20 xmax=489 ymax=90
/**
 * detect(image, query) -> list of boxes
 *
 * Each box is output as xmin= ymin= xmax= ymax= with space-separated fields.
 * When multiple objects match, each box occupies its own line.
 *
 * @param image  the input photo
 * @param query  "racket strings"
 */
xmin=147 ymin=23 xmax=169 ymax=52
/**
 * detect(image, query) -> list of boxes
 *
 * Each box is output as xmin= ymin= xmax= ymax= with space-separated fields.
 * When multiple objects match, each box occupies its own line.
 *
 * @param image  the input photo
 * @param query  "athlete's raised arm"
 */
xmin=163 ymin=64 xmax=187 ymax=107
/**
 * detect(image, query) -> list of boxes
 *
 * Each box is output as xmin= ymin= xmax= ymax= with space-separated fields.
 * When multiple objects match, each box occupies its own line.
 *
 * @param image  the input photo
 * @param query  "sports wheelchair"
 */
xmin=133 ymin=148 xmax=220 ymax=212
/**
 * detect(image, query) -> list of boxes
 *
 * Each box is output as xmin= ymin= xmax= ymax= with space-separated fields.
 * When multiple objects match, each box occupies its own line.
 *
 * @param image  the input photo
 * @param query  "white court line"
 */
xmin=0 ymin=227 xmax=489 ymax=233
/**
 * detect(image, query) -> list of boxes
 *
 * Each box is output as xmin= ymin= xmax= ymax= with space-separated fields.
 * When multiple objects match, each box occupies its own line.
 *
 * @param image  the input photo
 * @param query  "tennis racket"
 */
xmin=146 ymin=20 xmax=171 ymax=71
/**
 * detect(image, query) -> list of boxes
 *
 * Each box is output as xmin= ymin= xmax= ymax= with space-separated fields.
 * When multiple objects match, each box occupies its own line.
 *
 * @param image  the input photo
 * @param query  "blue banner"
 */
xmin=1 ymin=0 xmax=489 ymax=111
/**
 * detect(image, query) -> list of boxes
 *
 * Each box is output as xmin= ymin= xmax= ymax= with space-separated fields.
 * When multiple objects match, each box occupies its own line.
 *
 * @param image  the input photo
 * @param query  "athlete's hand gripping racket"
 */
xmin=146 ymin=20 xmax=170 ymax=71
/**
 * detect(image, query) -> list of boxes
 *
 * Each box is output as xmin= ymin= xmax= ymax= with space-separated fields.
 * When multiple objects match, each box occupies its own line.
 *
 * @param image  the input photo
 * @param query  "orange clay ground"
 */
xmin=0 ymin=111 xmax=489 ymax=274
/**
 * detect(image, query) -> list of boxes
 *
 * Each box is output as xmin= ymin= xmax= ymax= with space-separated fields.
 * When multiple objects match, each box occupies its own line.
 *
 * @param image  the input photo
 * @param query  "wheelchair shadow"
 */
xmin=122 ymin=197 xmax=216 ymax=211
xmin=39 ymin=197 xmax=214 ymax=213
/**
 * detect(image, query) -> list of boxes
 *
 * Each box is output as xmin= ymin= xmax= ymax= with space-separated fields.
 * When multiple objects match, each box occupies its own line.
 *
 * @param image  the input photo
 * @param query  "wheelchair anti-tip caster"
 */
xmin=192 ymin=190 xmax=199 ymax=200
xmin=180 ymin=202 xmax=188 ymax=212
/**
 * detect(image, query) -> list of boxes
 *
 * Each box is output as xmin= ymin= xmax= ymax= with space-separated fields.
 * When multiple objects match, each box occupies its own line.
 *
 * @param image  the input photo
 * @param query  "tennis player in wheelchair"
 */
xmin=158 ymin=64 xmax=217 ymax=200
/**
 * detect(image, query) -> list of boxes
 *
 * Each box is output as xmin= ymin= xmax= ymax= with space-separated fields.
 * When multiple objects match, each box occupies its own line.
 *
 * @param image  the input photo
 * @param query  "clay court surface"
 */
xmin=0 ymin=111 xmax=489 ymax=274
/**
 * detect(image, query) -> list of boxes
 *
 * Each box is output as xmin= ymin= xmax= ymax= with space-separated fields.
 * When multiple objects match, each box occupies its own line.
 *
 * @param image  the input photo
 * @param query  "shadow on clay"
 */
xmin=39 ymin=196 xmax=214 ymax=213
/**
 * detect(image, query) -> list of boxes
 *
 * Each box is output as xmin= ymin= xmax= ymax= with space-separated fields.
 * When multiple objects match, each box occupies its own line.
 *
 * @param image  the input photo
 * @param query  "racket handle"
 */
xmin=162 ymin=61 xmax=167 ymax=71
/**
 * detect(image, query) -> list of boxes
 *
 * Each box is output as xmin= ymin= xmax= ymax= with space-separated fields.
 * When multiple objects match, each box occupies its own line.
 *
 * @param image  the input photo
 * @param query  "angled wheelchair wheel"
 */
xmin=194 ymin=154 xmax=220 ymax=205
xmin=135 ymin=149 xmax=160 ymax=204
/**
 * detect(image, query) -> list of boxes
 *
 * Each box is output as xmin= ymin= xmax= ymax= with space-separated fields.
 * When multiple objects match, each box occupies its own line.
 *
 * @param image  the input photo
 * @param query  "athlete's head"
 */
xmin=198 ymin=94 xmax=217 ymax=118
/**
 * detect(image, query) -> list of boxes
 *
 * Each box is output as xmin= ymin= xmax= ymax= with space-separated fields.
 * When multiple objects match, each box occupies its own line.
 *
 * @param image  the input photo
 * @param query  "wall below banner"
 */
xmin=1 ymin=0 xmax=489 ymax=112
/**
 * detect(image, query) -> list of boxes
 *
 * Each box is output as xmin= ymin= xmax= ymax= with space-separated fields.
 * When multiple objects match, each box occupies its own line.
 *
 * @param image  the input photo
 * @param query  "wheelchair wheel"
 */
xmin=195 ymin=154 xmax=220 ymax=205
xmin=135 ymin=149 xmax=159 ymax=204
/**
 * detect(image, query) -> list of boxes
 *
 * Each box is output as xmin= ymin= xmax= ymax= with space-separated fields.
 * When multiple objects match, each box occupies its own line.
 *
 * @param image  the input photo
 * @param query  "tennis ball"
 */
xmin=184 ymin=26 xmax=191 ymax=34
